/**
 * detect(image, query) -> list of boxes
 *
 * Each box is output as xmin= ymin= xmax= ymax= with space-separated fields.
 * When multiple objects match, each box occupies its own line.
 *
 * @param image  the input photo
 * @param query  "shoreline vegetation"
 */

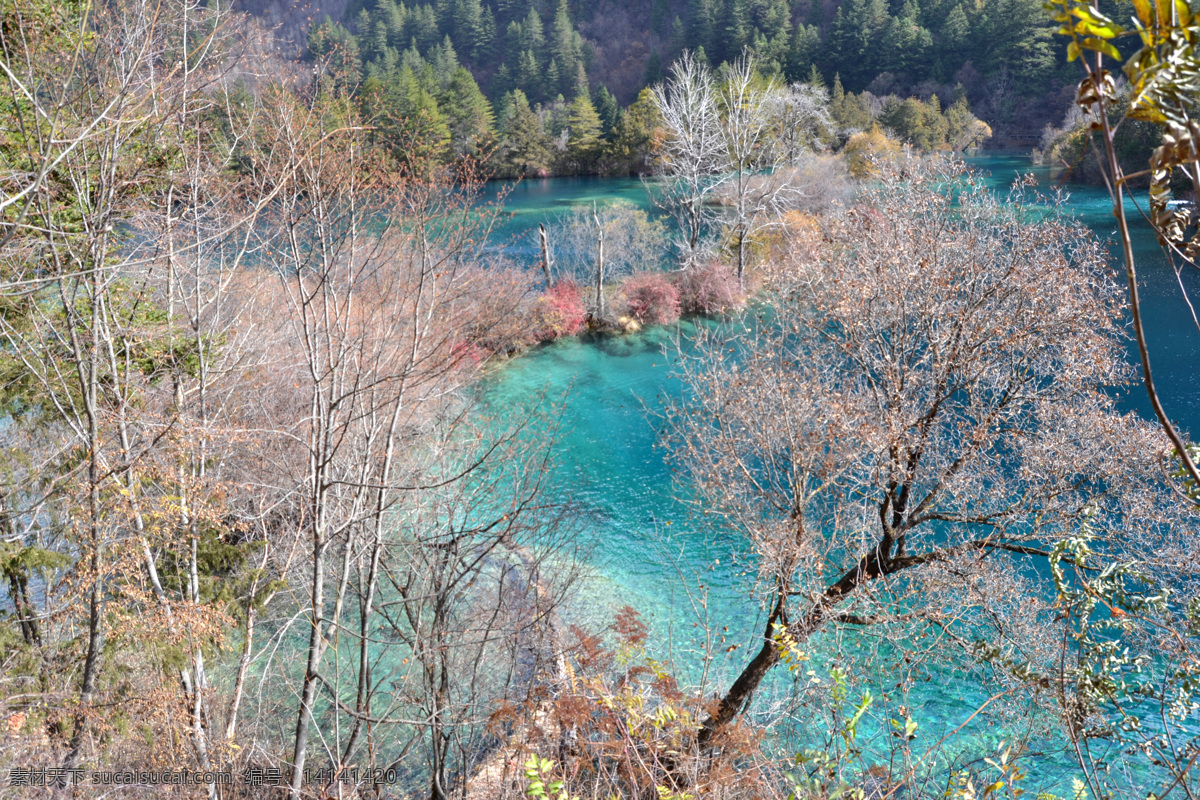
xmin=1 ymin=0 xmax=1199 ymax=797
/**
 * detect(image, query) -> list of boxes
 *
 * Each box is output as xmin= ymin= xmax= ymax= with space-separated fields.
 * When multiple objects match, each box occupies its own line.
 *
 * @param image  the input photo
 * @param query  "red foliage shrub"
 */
xmin=621 ymin=272 xmax=681 ymax=325
xmin=676 ymin=260 xmax=744 ymax=316
xmin=531 ymin=280 xmax=587 ymax=340
xmin=547 ymin=605 xmax=771 ymax=798
xmin=450 ymin=340 xmax=488 ymax=368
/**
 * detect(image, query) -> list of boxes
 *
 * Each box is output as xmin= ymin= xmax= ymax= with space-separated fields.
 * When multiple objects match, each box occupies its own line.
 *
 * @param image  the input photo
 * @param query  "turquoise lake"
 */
xmin=475 ymin=155 xmax=1200 ymax=791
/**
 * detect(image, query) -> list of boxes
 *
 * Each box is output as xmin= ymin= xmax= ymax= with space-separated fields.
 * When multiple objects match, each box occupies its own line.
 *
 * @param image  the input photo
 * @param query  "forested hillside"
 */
xmin=298 ymin=0 xmax=1073 ymax=175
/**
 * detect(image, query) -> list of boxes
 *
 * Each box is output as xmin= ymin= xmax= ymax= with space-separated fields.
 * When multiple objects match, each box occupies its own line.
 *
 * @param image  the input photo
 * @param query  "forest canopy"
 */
xmin=300 ymin=0 xmax=1063 ymax=175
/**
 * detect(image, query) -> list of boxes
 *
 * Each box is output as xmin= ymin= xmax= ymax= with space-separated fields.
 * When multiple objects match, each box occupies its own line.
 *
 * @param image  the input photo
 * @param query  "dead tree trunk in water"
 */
xmin=593 ymin=204 xmax=605 ymax=319
xmin=539 ymin=223 xmax=553 ymax=286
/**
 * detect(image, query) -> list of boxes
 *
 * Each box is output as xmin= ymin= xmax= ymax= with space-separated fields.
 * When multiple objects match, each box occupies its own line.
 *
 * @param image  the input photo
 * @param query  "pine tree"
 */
xmin=478 ymin=6 xmax=497 ymax=60
xmin=545 ymin=95 xmax=571 ymax=139
xmin=517 ymin=48 xmax=542 ymax=100
xmin=975 ymin=0 xmax=1053 ymax=91
xmin=945 ymin=94 xmax=990 ymax=150
xmin=756 ymin=0 xmax=794 ymax=66
xmin=592 ymin=85 xmax=619 ymax=135
xmin=786 ymin=23 xmax=822 ymax=81
xmin=545 ymin=58 xmax=562 ymax=99
xmin=689 ymin=0 xmax=719 ymax=55
xmin=644 ymin=49 xmax=664 ymax=86
xmin=571 ymin=62 xmax=589 ymax=102
xmin=669 ymin=15 xmax=687 ymax=54
xmin=827 ymin=0 xmax=888 ymax=89
xmin=828 ymin=72 xmax=872 ymax=131
xmin=605 ymin=87 xmax=662 ymax=174
xmin=504 ymin=20 xmax=525 ymax=64
xmin=650 ymin=0 xmax=669 ymax=33
xmin=434 ymin=0 xmax=454 ymax=34
xmin=384 ymin=0 xmax=406 ymax=45
xmin=442 ymin=66 xmax=496 ymax=158
xmin=808 ymin=0 xmax=827 ymax=30
xmin=940 ymin=4 xmax=969 ymax=50
xmin=452 ymin=0 xmax=482 ymax=56
xmin=824 ymin=6 xmax=851 ymax=81
xmin=390 ymin=64 xmax=451 ymax=167
xmin=882 ymin=10 xmax=930 ymax=73
xmin=492 ymin=63 xmax=516 ymax=98
xmin=878 ymin=95 xmax=948 ymax=149
xmin=494 ymin=90 xmax=516 ymax=128
xmin=550 ymin=0 xmax=580 ymax=86
xmin=418 ymin=61 xmax=442 ymax=93
xmin=521 ymin=6 xmax=545 ymax=55
xmin=400 ymin=42 xmax=425 ymax=74
xmin=566 ymin=91 xmax=604 ymax=171
xmin=498 ymin=89 xmax=553 ymax=176
xmin=379 ymin=46 xmax=400 ymax=75
xmin=370 ymin=19 xmax=389 ymax=60
xmin=723 ymin=0 xmax=752 ymax=62
xmin=354 ymin=8 xmax=371 ymax=36
xmin=412 ymin=4 xmax=439 ymax=49
xmin=430 ymin=34 xmax=459 ymax=79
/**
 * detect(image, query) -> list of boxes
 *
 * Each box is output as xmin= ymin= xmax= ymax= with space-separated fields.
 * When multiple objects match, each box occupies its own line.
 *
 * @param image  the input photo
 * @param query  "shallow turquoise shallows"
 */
xmin=476 ymin=156 xmax=1200 ymax=792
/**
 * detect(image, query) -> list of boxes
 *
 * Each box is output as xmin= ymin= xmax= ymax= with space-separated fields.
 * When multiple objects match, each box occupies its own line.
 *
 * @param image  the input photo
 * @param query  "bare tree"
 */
xmin=666 ymin=157 xmax=1195 ymax=752
xmin=592 ymin=203 xmax=606 ymax=319
xmin=0 ymin=0 xmax=267 ymax=782
xmin=650 ymin=52 xmax=814 ymax=285
xmin=648 ymin=52 xmax=729 ymax=267
xmin=223 ymin=83 xmax=577 ymax=798
xmin=363 ymin=415 xmax=578 ymax=799
xmin=241 ymin=90 xmax=406 ymax=797
xmin=767 ymin=82 xmax=834 ymax=165
xmin=717 ymin=52 xmax=790 ymax=287
xmin=0 ymin=2 xmax=575 ymax=795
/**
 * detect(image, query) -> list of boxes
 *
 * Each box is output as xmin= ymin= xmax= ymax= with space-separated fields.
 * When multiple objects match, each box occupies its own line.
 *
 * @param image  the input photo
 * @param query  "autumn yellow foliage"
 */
xmin=842 ymin=127 xmax=903 ymax=178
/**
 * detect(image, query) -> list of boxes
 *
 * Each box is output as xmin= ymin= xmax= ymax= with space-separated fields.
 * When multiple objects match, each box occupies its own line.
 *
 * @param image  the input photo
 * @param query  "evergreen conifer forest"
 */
xmin=307 ymin=0 xmax=1067 ymax=174
xmin=0 ymin=0 xmax=1198 ymax=797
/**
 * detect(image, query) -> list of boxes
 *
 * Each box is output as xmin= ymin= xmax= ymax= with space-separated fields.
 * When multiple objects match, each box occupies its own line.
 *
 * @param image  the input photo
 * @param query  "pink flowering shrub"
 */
xmin=531 ymin=280 xmax=587 ymax=340
xmin=622 ymin=273 xmax=681 ymax=325
xmin=677 ymin=261 xmax=744 ymax=316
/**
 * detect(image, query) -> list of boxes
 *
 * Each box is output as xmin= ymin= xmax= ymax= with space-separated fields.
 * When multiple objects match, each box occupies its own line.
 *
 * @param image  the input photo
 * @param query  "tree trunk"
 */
xmin=226 ymin=606 xmax=255 ymax=742
xmin=593 ymin=204 xmax=605 ymax=319
xmin=342 ymin=530 xmax=383 ymax=769
xmin=736 ymin=226 xmax=746 ymax=289
xmin=697 ymin=549 xmax=887 ymax=751
xmin=290 ymin=533 xmax=327 ymax=798
xmin=539 ymin=223 xmax=553 ymax=286
xmin=7 ymin=569 xmax=40 ymax=646
xmin=696 ymin=593 xmax=787 ymax=750
xmin=63 ymin=258 xmax=105 ymax=775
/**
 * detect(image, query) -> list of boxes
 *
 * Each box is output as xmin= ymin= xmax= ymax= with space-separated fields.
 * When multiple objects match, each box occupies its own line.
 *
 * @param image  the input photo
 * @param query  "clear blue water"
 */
xmin=476 ymin=156 xmax=1200 ymax=793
